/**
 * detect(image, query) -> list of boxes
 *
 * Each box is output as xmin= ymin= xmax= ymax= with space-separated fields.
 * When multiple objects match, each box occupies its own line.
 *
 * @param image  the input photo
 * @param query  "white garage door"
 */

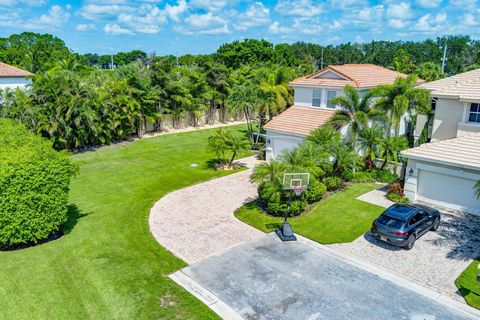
xmin=418 ymin=170 xmax=480 ymax=214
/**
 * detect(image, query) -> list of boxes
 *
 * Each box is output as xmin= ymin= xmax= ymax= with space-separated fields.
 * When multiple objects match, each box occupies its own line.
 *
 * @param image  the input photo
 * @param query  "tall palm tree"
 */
xmin=357 ymin=125 xmax=384 ymax=162
xmin=328 ymin=85 xmax=385 ymax=149
xmin=379 ymin=135 xmax=409 ymax=169
xmin=373 ymin=74 xmax=430 ymax=136
xmin=226 ymin=83 xmax=260 ymax=143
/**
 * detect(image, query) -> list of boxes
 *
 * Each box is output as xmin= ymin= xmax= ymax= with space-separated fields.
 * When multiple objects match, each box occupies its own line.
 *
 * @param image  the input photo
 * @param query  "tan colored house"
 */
xmin=401 ymin=133 xmax=480 ymax=214
xmin=265 ymin=64 xmax=417 ymax=160
xmin=415 ymin=68 xmax=480 ymax=143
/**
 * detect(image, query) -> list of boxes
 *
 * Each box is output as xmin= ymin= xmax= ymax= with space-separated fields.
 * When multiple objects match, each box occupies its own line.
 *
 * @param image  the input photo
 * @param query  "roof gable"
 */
xmin=312 ymin=69 xmax=349 ymax=81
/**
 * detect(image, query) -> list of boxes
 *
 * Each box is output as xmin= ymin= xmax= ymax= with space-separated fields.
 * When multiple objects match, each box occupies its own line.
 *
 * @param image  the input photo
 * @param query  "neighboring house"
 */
xmin=414 ymin=68 xmax=480 ymax=143
xmin=401 ymin=133 xmax=480 ymax=214
xmin=265 ymin=64 xmax=415 ymax=160
xmin=0 ymin=62 xmax=33 ymax=91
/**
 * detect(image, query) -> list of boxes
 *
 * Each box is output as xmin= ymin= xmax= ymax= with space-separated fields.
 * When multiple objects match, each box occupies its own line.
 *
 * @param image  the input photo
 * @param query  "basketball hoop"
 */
xmin=292 ymin=186 xmax=304 ymax=197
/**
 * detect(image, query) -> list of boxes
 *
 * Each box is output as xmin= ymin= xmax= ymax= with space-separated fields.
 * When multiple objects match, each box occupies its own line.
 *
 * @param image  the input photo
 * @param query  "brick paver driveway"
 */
xmin=149 ymin=156 xmax=263 ymax=264
xmin=330 ymin=201 xmax=480 ymax=301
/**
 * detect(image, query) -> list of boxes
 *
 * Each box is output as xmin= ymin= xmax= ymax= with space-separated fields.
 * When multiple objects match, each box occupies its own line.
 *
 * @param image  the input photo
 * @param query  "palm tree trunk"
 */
xmin=229 ymin=150 xmax=237 ymax=166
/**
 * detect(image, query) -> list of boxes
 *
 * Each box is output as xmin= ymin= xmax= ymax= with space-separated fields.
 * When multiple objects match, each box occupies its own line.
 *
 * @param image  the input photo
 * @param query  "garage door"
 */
xmin=418 ymin=170 xmax=480 ymax=214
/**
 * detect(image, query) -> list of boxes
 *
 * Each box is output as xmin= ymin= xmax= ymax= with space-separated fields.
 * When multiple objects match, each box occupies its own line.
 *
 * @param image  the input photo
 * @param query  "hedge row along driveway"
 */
xmin=0 ymin=125 xmax=250 ymax=319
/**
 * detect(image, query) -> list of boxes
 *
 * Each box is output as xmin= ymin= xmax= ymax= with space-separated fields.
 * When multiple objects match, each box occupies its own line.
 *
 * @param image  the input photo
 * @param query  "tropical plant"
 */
xmin=357 ymin=125 xmax=384 ymax=163
xmin=373 ymin=74 xmax=430 ymax=136
xmin=227 ymin=83 xmax=260 ymax=143
xmin=331 ymin=143 xmax=358 ymax=175
xmin=328 ymin=85 xmax=385 ymax=149
xmin=379 ymin=135 xmax=409 ymax=169
xmin=207 ymin=128 xmax=250 ymax=166
xmin=415 ymin=62 xmax=445 ymax=81
xmin=306 ymin=124 xmax=341 ymax=151
xmin=251 ymin=160 xmax=286 ymax=183
xmin=475 ymin=181 xmax=480 ymax=199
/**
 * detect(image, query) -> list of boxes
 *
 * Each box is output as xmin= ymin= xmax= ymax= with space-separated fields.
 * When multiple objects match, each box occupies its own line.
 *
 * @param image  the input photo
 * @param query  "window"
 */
xmin=468 ymin=103 xmax=480 ymax=123
xmin=327 ymin=90 xmax=337 ymax=109
xmin=409 ymin=211 xmax=429 ymax=225
xmin=312 ymin=90 xmax=321 ymax=107
xmin=377 ymin=215 xmax=404 ymax=229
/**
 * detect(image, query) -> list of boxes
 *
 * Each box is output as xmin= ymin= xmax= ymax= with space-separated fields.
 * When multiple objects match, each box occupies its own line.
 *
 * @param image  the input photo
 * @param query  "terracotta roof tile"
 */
xmin=264 ymin=106 xmax=336 ymax=136
xmin=290 ymin=64 xmax=423 ymax=88
xmin=419 ymin=68 xmax=480 ymax=101
xmin=0 ymin=62 xmax=33 ymax=78
xmin=401 ymin=133 xmax=480 ymax=170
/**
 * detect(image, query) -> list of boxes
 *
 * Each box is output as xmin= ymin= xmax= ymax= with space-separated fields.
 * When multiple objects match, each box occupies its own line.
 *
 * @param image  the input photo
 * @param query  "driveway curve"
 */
xmin=149 ymin=156 xmax=263 ymax=264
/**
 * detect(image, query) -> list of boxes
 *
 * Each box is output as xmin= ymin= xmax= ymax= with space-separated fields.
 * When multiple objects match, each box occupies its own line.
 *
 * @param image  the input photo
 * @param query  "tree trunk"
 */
xmin=229 ymin=150 xmax=237 ymax=166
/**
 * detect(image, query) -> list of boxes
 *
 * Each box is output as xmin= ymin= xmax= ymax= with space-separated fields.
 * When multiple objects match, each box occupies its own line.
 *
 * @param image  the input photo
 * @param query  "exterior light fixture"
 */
xmin=409 ymin=168 xmax=414 ymax=176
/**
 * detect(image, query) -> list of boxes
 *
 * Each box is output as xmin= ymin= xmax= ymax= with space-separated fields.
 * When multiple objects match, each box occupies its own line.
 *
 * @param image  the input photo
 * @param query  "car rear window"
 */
xmin=377 ymin=215 xmax=404 ymax=228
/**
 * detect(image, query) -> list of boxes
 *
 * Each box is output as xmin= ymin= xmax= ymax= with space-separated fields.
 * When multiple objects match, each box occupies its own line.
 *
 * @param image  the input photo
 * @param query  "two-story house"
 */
xmin=264 ymin=64 xmax=412 ymax=160
xmin=0 ymin=62 xmax=33 ymax=91
xmin=402 ymin=68 xmax=480 ymax=214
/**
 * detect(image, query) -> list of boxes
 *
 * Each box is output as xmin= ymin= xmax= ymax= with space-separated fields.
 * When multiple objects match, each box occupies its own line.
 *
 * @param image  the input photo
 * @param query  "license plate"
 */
xmin=380 ymin=236 xmax=387 ymax=242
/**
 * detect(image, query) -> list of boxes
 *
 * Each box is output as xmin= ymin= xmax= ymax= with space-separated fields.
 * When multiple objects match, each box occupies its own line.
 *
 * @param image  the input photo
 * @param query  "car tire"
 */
xmin=405 ymin=234 xmax=416 ymax=250
xmin=431 ymin=217 xmax=440 ymax=231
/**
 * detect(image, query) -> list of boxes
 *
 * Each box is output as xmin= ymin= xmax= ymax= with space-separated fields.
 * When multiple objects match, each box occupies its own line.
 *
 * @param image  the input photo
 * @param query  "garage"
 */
xmin=417 ymin=169 xmax=480 ymax=213
xmin=402 ymin=133 xmax=480 ymax=215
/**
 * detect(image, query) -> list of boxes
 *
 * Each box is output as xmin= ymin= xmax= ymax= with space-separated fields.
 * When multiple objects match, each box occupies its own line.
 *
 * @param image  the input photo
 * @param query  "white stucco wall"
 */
xmin=404 ymin=158 xmax=480 ymax=214
xmin=0 ymin=77 xmax=31 ymax=90
xmin=431 ymin=97 xmax=464 ymax=141
xmin=292 ymin=85 xmax=343 ymax=109
xmin=265 ymin=130 xmax=305 ymax=161
xmin=457 ymin=121 xmax=480 ymax=136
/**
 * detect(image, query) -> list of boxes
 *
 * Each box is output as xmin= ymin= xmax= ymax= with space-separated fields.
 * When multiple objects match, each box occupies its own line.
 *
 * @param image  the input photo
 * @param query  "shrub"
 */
xmin=374 ymin=169 xmax=398 ymax=183
xmin=0 ymin=119 xmax=78 ymax=248
xmin=388 ymin=183 xmax=404 ymax=196
xmin=387 ymin=192 xmax=410 ymax=203
xmin=347 ymin=171 xmax=376 ymax=183
xmin=305 ymin=180 xmax=326 ymax=203
xmin=323 ymin=176 xmax=342 ymax=191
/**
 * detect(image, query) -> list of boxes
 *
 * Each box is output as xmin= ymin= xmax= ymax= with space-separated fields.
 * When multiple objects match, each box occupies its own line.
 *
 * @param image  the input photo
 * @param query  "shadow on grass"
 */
xmin=265 ymin=223 xmax=283 ymax=230
xmin=0 ymin=204 xmax=88 ymax=251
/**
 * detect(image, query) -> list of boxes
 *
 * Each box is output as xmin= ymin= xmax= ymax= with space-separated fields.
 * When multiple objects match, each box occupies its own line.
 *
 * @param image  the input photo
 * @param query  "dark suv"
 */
xmin=371 ymin=203 xmax=441 ymax=250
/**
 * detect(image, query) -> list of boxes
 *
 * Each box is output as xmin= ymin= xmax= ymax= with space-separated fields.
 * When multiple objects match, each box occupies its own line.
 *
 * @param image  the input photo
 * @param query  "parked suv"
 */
xmin=371 ymin=203 xmax=441 ymax=250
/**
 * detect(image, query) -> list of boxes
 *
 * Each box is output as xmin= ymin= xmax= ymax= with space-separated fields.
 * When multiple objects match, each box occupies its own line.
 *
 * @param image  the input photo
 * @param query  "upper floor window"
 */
xmin=327 ymin=90 xmax=337 ymax=109
xmin=468 ymin=103 xmax=480 ymax=123
xmin=312 ymin=90 xmax=321 ymax=107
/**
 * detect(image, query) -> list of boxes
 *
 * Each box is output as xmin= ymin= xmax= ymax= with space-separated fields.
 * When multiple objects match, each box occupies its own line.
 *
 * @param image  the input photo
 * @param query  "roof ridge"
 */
xmin=327 ymin=65 xmax=360 ymax=87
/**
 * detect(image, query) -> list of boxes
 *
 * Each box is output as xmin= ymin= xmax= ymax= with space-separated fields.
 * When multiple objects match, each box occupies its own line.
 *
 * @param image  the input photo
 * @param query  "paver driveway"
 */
xmin=330 ymin=201 xmax=480 ymax=301
xmin=149 ymin=156 xmax=263 ymax=264
xmin=172 ymin=234 xmax=478 ymax=320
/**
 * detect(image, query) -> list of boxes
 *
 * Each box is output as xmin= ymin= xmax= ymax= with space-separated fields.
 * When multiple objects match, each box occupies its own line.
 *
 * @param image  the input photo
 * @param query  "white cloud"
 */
xmin=177 ymin=11 xmax=230 ymax=35
xmin=75 ymin=23 xmax=96 ymax=31
xmin=189 ymin=0 xmax=231 ymax=11
xmin=387 ymin=2 xmax=413 ymax=19
xmin=117 ymin=5 xmax=167 ymax=34
xmin=268 ymin=21 xmax=292 ymax=34
xmin=389 ymin=19 xmax=407 ymax=29
xmin=164 ymin=0 xmax=188 ymax=22
xmin=0 ymin=0 xmax=45 ymax=6
xmin=331 ymin=0 xmax=368 ymax=9
xmin=415 ymin=0 xmax=442 ymax=8
xmin=414 ymin=12 xmax=447 ymax=33
xmin=357 ymin=5 xmax=384 ymax=21
xmin=23 ymin=5 xmax=70 ymax=30
xmin=104 ymin=23 xmax=134 ymax=35
xmin=233 ymin=2 xmax=270 ymax=30
xmin=462 ymin=12 xmax=478 ymax=26
xmin=78 ymin=4 xmax=135 ymax=20
xmin=275 ymin=0 xmax=323 ymax=17
xmin=449 ymin=0 xmax=477 ymax=7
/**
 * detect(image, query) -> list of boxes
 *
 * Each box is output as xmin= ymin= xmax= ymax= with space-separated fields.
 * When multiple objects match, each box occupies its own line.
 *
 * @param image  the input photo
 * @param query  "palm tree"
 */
xmin=475 ymin=181 xmax=480 ymax=199
xmin=357 ymin=125 xmax=384 ymax=162
xmin=251 ymin=160 xmax=286 ymax=183
xmin=306 ymin=124 xmax=341 ymax=152
xmin=226 ymin=134 xmax=250 ymax=166
xmin=207 ymin=128 xmax=231 ymax=160
xmin=331 ymin=143 xmax=357 ymax=175
xmin=379 ymin=135 xmax=409 ymax=170
xmin=415 ymin=62 xmax=444 ymax=82
xmin=227 ymin=83 xmax=260 ymax=143
xmin=298 ymin=143 xmax=330 ymax=179
xmin=278 ymin=147 xmax=304 ymax=172
xmin=373 ymin=74 xmax=430 ymax=136
xmin=328 ymin=85 xmax=385 ymax=149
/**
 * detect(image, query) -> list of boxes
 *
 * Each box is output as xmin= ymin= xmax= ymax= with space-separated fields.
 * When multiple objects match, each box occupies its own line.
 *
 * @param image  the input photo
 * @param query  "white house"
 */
xmin=401 ymin=133 xmax=480 ymax=214
xmin=265 ymin=64 xmax=417 ymax=160
xmin=414 ymin=68 xmax=480 ymax=142
xmin=0 ymin=62 xmax=33 ymax=91
xmin=402 ymin=69 xmax=480 ymax=214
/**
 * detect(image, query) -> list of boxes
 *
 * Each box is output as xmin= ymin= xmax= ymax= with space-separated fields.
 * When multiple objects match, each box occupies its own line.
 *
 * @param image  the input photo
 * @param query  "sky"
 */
xmin=0 ymin=0 xmax=479 ymax=55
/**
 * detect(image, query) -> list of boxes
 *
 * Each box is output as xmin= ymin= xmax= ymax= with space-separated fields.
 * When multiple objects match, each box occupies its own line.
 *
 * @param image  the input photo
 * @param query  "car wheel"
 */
xmin=431 ymin=217 xmax=440 ymax=231
xmin=405 ymin=234 xmax=416 ymax=250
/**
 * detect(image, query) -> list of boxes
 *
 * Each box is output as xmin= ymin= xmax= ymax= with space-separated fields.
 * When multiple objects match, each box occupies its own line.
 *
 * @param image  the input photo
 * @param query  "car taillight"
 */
xmin=394 ymin=231 xmax=408 ymax=237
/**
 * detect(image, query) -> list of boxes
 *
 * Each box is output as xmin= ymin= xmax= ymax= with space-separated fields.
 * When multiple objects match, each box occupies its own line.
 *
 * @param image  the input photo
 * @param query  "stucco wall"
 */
xmin=0 ymin=77 xmax=31 ymax=90
xmin=431 ymin=97 xmax=464 ymax=141
xmin=457 ymin=122 xmax=480 ymax=137
xmin=292 ymin=86 xmax=343 ymax=109
xmin=265 ymin=130 xmax=304 ymax=160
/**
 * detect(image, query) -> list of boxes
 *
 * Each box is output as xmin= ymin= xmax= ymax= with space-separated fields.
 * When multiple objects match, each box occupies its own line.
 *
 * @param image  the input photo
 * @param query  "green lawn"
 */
xmin=0 ymin=125 xmax=251 ymax=320
xmin=235 ymin=183 xmax=385 ymax=244
xmin=455 ymin=257 xmax=480 ymax=309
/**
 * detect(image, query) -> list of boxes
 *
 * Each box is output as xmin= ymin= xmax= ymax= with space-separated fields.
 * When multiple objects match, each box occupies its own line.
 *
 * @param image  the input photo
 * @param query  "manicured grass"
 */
xmin=0 ymin=125 xmax=251 ymax=319
xmin=455 ymin=257 xmax=480 ymax=308
xmin=235 ymin=183 xmax=385 ymax=244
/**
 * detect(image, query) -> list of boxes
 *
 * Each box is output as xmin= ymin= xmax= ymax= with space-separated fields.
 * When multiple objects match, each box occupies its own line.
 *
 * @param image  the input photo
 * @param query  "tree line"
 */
xmin=1 ymin=32 xmax=479 ymax=151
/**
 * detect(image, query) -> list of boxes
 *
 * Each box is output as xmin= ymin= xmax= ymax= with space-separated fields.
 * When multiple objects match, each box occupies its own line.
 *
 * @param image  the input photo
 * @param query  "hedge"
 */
xmin=0 ymin=119 xmax=78 ymax=248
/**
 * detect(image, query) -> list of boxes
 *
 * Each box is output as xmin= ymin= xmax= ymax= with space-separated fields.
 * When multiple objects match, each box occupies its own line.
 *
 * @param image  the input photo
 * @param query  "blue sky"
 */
xmin=0 ymin=0 xmax=479 ymax=55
